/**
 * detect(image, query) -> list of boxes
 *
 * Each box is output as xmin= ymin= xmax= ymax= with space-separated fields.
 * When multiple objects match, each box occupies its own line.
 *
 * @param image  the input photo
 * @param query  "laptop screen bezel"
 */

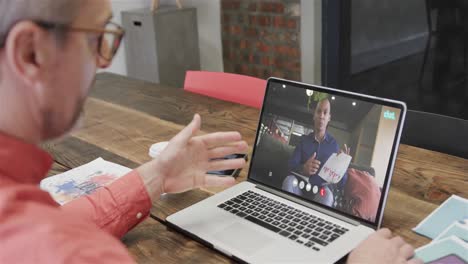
xmin=246 ymin=77 xmax=407 ymax=229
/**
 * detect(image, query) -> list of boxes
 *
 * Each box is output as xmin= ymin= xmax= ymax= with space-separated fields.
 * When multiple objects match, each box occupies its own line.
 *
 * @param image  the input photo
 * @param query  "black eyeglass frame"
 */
xmin=0 ymin=20 xmax=125 ymax=62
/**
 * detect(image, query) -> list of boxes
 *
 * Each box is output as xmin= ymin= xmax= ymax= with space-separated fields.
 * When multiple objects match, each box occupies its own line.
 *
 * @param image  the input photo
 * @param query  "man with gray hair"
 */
xmin=0 ymin=1 xmax=421 ymax=263
xmin=0 ymin=0 xmax=248 ymax=262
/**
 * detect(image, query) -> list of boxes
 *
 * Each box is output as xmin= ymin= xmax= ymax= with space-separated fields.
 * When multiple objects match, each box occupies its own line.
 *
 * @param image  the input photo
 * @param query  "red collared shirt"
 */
xmin=0 ymin=132 xmax=152 ymax=263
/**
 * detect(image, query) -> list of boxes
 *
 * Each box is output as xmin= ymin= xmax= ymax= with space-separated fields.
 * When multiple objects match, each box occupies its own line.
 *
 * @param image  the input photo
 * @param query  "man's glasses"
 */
xmin=0 ymin=21 xmax=125 ymax=63
xmin=38 ymin=21 xmax=125 ymax=62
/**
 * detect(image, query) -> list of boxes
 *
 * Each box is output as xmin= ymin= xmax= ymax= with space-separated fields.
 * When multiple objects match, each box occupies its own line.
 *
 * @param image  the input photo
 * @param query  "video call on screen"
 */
xmin=250 ymin=81 xmax=402 ymax=223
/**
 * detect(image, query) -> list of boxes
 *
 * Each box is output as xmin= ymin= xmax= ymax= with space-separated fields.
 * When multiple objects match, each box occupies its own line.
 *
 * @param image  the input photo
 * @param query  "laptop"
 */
xmin=167 ymin=78 xmax=407 ymax=263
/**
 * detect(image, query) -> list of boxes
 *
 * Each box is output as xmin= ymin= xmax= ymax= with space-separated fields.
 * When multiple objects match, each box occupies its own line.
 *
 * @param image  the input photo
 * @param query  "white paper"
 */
xmin=40 ymin=158 xmax=131 ymax=205
xmin=415 ymin=236 xmax=468 ymax=263
xmin=413 ymin=195 xmax=468 ymax=239
xmin=434 ymin=221 xmax=468 ymax=242
xmin=318 ymin=153 xmax=352 ymax=184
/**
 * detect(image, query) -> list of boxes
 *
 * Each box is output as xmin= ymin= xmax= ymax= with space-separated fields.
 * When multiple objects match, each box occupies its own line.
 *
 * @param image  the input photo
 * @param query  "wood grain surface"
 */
xmin=44 ymin=73 xmax=468 ymax=261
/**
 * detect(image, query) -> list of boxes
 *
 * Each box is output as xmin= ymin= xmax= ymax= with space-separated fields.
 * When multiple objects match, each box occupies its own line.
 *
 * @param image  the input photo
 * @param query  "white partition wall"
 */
xmin=106 ymin=0 xmax=224 ymax=76
xmin=106 ymin=0 xmax=150 ymax=76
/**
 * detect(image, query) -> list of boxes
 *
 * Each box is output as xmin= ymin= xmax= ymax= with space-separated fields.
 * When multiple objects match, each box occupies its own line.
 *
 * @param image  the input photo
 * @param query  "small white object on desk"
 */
xmin=149 ymin=141 xmax=169 ymax=158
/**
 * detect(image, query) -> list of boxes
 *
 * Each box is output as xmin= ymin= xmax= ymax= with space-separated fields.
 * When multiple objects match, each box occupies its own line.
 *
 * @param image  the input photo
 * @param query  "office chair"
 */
xmin=401 ymin=110 xmax=468 ymax=159
xmin=183 ymin=71 xmax=266 ymax=109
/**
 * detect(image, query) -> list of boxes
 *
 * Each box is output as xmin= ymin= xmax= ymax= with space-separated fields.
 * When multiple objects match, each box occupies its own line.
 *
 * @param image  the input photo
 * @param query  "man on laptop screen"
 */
xmin=282 ymin=97 xmax=350 ymax=207
xmin=251 ymin=85 xmax=401 ymax=224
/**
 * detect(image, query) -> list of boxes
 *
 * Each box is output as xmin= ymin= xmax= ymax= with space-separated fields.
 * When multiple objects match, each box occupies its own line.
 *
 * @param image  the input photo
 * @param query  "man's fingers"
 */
xmin=408 ymin=258 xmax=424 ymax=264
xmin=306 ymin=159 xmax=320 ymax=166
xmin=172 ymin=114 xmax=201 ymax=146
xmin=207 ymin=141 xmax=248 ymax=159
xmin=340 ymin=144 xmax=350 ymax=155
xmin=376 ymin=228 xmax=392 ymax=238
xmin=208 ymin=158 xmax=246 ymax=172
xmin=305 ymin=160 xmax=320 ymax=175
xmin=203 ymin=175 xmax=236 ymax=188
xmin=197 ymin=131 xmax=242 ymax=148
xmin=400 ymin=243 xmax=415 ymax=260
xmin=307 ymin=160 xmax=320 ymax=169
xmin=307 ymin=152 xmax=317 ymax=162
xmin=391 ymin=236 xmax=406 ymax=248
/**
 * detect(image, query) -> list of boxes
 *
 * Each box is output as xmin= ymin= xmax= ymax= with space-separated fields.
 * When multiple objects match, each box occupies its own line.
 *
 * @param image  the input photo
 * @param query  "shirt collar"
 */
xmin=311 ymin=131 xmax=332 ymax=143
xmin=324 ymin=132 xmax=332 ymax=143
xmin=0 ymin=132 xmax=53 ymax=185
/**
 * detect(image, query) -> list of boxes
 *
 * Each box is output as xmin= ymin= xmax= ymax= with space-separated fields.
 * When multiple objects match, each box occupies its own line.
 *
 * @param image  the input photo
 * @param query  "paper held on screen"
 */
xmin=318 ymin=153 xmax=352 ymax=184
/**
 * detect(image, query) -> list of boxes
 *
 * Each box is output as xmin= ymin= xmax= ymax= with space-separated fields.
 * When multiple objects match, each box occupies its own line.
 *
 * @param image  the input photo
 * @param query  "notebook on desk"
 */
xmin=167 ymin=78 xmax=407 ymax=263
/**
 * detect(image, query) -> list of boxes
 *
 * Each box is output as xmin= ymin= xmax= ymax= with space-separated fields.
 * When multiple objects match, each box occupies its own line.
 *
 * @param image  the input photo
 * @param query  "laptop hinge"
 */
xmin=254 ymin=183 xmax=361 ymax=227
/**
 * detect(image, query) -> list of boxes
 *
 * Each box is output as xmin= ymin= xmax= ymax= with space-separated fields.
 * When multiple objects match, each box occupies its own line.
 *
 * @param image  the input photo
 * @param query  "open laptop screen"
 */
xmin=248 ymin=78 xmax=405 ymax=226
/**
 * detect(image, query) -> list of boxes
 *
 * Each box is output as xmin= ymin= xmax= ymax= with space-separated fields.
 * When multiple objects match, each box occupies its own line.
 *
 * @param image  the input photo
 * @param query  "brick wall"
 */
xmin=221 ymin=0 xmax=301 ymax=81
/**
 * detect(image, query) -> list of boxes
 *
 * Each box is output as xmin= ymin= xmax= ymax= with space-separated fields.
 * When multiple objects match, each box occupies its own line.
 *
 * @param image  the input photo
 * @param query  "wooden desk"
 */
xmin=44 ymin=73 xmax=468 ymax=263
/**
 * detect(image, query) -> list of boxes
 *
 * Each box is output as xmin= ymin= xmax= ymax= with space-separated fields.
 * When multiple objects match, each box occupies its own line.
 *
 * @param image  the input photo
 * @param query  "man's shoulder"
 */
xmin=0 ymin=198 xmax=133 ymax=263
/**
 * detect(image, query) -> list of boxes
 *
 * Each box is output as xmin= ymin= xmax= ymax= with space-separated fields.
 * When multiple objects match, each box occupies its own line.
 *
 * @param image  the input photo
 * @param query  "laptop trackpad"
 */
xmin=213 ymin=222 xmax=272 ymax=256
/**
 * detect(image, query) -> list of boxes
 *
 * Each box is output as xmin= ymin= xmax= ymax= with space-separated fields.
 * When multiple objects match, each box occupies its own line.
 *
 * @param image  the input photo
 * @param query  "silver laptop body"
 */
xmin=167 ymin=78 xmax=407 ymax=264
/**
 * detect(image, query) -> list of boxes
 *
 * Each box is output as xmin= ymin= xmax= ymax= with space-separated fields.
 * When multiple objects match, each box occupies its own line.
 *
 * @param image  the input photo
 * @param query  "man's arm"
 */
xmin=61 ymin=170 xmax=152 ymax=238
xmin=62 ymin=114 xmax=248 ymax=238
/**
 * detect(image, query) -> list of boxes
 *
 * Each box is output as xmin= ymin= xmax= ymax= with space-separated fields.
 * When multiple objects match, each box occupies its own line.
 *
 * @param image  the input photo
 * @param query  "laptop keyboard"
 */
xmin=217 ymin=190 xmax=349 ymax=251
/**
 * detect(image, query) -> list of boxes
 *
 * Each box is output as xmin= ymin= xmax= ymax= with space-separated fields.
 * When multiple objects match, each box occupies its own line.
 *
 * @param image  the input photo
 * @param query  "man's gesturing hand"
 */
xmin=137 ymin=114 xmax=248 ymax=200
xmin=302 ymin=152 xmax=321 ymax=176
xmin=348 ymin=228 xmax=423 ymax=264
xmin=339 ymin=143 xmax=351 ymax=155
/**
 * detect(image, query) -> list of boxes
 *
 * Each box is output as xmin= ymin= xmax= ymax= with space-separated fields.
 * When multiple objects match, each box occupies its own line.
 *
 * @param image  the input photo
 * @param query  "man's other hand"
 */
xmin=339 ymin=143 xmax=351 ymax=155
xmin=302 ymin=152 xmax=321 ymax=176
xmin=348 ymin=228 xmax=423 ymax=264
xmin=137 ymin=114 xmax=248 ymax=199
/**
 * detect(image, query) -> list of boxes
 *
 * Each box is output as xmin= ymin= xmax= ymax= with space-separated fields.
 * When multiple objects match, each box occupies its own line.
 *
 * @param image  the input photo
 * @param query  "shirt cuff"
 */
xmin=103 ymin=170 xmax=152 ymax=233
xmin=61 ymin=170 xmax=152 ymax=238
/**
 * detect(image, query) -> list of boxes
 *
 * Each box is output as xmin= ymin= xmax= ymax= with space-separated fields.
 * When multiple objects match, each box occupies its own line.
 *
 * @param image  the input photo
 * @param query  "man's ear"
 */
xmin=4 ymin=21 xmax=52 ymax=87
